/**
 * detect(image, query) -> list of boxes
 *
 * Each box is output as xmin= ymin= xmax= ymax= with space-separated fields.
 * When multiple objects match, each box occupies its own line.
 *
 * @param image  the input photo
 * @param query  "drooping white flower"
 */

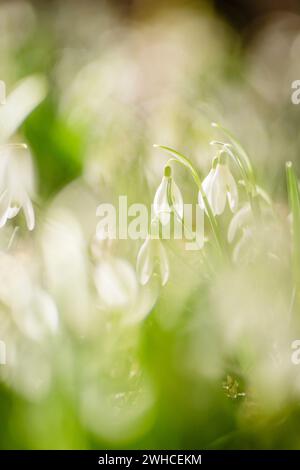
xmin=198 ymin=161 xmax=238 ymax=216
xmin=0 ymin=144 xmax=35 ymax=230
xmin=136 ymin=235 xmax=169 ymax=286
xmin=153 ymin=165 xmax=183 ymax=225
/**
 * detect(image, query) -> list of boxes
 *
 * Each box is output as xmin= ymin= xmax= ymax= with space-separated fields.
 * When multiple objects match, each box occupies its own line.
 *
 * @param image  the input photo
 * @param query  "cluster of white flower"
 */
xmin=136 ymin=165 xmax=182 ymax=287
xmin=135 ymin=146 xmax=251 ymax=287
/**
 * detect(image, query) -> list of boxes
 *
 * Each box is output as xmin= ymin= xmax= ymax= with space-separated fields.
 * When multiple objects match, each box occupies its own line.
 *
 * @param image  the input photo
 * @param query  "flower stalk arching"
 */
xmin=211 ymin=122 xmax=261 ymax=219
xmin=211 ymin=122 xmax=256 ymax=187
xmin=211 ymin=139 xmax=261 ymax=219
xmin=199 ymin=150 xmax=239 ymax=215
xmin=153 ymin=144 xmax=225 ymax=258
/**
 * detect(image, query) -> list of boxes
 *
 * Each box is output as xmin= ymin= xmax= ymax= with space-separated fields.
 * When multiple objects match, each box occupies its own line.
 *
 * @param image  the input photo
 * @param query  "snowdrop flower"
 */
xmin=198 ymin=153 xmax=238 ymax=216
xmin=0 ymin=144 xmax=35 ymax=230
xmin=153 ymin=165 xmax=183 ymax=225
xmin=136 ymin=235 xmax=169 ymax=286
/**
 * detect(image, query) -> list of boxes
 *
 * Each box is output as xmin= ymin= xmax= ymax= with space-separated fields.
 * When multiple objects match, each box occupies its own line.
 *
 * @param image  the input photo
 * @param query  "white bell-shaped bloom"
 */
xmin=136 ymin=235 xmax=169 ymax=286
xmin=198 ymin=163 xmax=238 ymax=216
xmin=0 ymin=144 xmax=35 ymax=230
xmin=153 ymin=166 xmax=183 ymax=225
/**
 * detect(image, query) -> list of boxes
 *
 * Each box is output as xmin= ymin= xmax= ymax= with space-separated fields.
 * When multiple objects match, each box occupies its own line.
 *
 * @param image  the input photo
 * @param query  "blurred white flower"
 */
xmin=0 ymin=144 xmax=35 ymax=230
xmin=227 ymin=203 xmax=254 ymax=263
xmin=136 ymin=236 xmax=169 ymax=286
xmin=94 ymin=255 xmax=157 ymax=324
xmin=0 ymin=251 xmax=59 ymax=341
xmin=94 ymin=257 xmax=138 ymax=311
xmin=16 ymin=288 xmax=59 ymax=342
xmin=41 ymin=208 xmax=92 ymax=335
xmin=198 ymin=162 xmax=238 ymax=216
xmin=0 ymin=75 xmax=47 ymax=144
xmin=228 ymin=203 xmax=279 ymax=263
xmin=153 ymin=166 xmax=183 ymax=225
xmin=228 ymin=203 xmax=252 ymax=243
xmin=232 ymin=227 xmax=254 ymax=264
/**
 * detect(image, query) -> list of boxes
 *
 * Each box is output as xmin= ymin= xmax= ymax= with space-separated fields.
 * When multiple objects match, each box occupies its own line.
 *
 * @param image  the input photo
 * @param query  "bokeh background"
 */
xmin=1 ymin=0 xmax=300 ymax=449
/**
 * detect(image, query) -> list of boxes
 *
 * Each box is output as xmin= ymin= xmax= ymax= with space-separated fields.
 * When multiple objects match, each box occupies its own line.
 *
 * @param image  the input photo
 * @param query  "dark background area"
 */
xmin=107 ymin=0 xmax=300 ymax=31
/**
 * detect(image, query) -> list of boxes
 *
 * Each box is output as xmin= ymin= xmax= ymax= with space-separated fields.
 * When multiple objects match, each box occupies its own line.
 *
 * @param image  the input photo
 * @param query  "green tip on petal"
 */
xmin=164 ymin=165 xmax=172 ymax=177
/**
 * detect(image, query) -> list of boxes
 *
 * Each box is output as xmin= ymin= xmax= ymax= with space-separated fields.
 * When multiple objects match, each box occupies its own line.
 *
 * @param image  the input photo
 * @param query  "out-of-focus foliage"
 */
xmin=1 ymin=0 xmax=300 ymax=450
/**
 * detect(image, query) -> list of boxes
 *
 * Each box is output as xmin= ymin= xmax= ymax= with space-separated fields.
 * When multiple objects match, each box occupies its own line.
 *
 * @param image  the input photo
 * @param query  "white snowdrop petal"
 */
xmin=158 ymin=240 xmax=169 ymax=286
xmin=198 ymin=169 xmax=215 ymax=210
xmin=226 ymin=170 xmax=239 ymax=212
xmin=159 ymin=210 xmax=171 ymax=225
xmin=17 ymin=289 xmax=59 ymax=341
xmin=198 ymin=191 xmax=205 ymax=210
xmin=35 ymin=289 xmax=59 ymax=333
xmin=171 ymin=180 xmax=184 ymax=220
xmin=153 ymin=177 xmax=171 ymax=225
xmin=123 ymin=282 xmax=159 ymax=325
xmin=136 ymin=237 xmax=154 ymax=286
xmin=0 ymin=190 xmax=11 ymax=227
xmin=23 ymin=194 xmax=35 ymax=230
xmin=233 ymin=229 xmax=253 ymax=264
xmin=95 ymin=259 xmax=137 ymax=309
xmin=7 ymin=206 xmax=20 ymax=219
xmin=211 ymin=166 xmax=227 ymax=215
xmin=0 ymin=75 xmax=47 ymax=143
xmin=228 ymin=203 xmax=251 ymax=243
